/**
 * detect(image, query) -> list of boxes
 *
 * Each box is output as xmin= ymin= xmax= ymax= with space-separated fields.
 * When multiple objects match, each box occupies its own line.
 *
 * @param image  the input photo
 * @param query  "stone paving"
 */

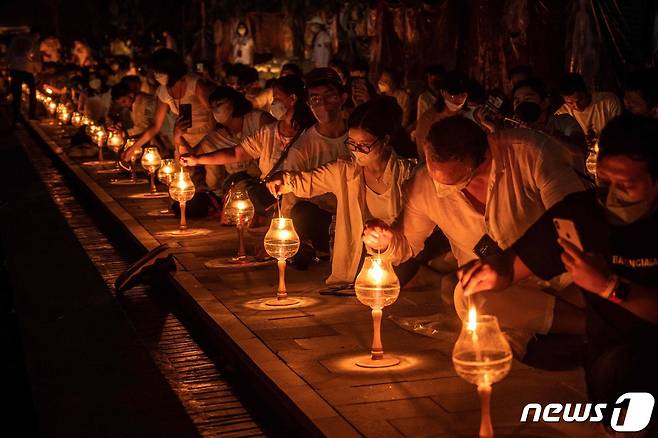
xmin=31 ymin=119 xmax=605 ymax=437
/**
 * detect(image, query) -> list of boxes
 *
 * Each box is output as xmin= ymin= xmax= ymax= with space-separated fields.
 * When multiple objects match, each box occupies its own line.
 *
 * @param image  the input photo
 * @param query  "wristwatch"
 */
xmin=610 ymin=278 xmax=631 ymax=302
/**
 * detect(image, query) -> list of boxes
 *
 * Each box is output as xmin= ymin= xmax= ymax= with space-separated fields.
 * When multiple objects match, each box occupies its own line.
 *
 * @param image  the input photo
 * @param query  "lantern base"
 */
xmin=81 ymin=160 xmax=116 ymax=167
xmin=147 ymin=209 xmax=176 ymax=217
xmin=355 ymin=356 xmax=400 ymax=368
xmin=154 ymin=228 xmax=211 ymax=238
xmin=264 ymin=297 xmax=300 ymax=307
xmin=128 ymin=192 xmax=170 ymax=199
xmin=110 ymin=178 xmax=148 ymax=185
xmin=96 ymin=167 xmax=121 ymax=174
xmin=205 ymin=256 xmax=275 ymax=269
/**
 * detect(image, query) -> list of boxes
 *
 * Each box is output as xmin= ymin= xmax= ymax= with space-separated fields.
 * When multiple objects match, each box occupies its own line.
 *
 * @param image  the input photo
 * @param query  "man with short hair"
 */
xmin=556 ymin=73 xmax=621 ymax=142
xmin=459 ymin=114 xmax=658 ymax=432
xmin=284 ymin=68 xmax=352 ymax=267
xmin=363 ymin=116 xmax=586 ymax=356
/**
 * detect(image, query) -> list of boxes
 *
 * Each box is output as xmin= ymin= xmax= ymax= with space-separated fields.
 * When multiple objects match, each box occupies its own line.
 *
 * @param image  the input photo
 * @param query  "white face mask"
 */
xmin=213 ymin=104 xmax=232 ymax=124
xmin=377 ymin=81 xmax=391 ymax=94
xmin=155 ymin=73 xmax=168 ymax=86
xmin=444 ymin=98 xmax=465 ymax=112
xmin=270 ymin=101 xmax=287 ymax=120
xmin=429 ymin=166 xmax=474 ymax=197
xmin=602 ymin=185 xmax=654 ymax=225
xmin=352 ymin=150 xmax=374 ymax=166
xmin=89 ymin=78 xmax=101 ymax=91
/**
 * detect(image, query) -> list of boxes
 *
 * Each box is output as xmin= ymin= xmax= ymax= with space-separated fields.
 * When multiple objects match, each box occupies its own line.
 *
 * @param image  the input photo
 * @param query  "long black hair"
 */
xmin=209 ymin=86 xmax=253 ymax=118
xmin=272 ymin=75 xmax=316 ymax=131
xmin=151 ymin=48 xmax=187 ymax=87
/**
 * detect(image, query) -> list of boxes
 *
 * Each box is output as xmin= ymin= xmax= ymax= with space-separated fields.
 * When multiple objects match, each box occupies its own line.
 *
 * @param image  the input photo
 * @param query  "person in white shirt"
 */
xmin=231 ymin=22 xmax=254 ymax=66
xmin=123 ymin=48 xmax=213 ymax=161
xmin=179 ymin=75 xmax=316 ymax=180
xmin=556 ymin=73 xmax=622 ymax=144
xmin=511 ymin=78 xmax=586 ymax=167
xmin=363 ymin=116 xmax=586 ymax=357
xmin=267 ymin=98 xmax=417 ymax=285
xmin=416 ymin=64 xmax=445 ymax=122
xmin=178 ymin=86 xmax=275 ymax=191
xmin=377 ymin=68 xmax=411 ymax=128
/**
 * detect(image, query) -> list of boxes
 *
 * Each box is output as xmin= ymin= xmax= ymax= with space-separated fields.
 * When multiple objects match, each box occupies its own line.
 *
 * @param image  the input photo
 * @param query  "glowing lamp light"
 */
xmin=452 ymin=309 xmax=512 ymax=438
xmin=354 ymin=256 xmax=401 ymax=368
xmin=140 ymin=146 xmax=162 ymax=193
xmin=47 ymin=101 xmax=57 ymax=115
xmin=70 ymin=112 xmax=83 ymax=127
xmin=94 ymin=127 xmax=108 ymax=162
xmin=56 ymin=104 xmax=71 ymax=124
xmin=222 ymin=187 xmax=255 ymax=259
xmin=157 ymin=159 xmax=177 ymax=186
xmin=169 ymin=170 xmax=195 ymax=230
xmin=263 ymin=218 xmax=300 ymax=306
xmin=107 ymin=130 xmax=125 ymax=153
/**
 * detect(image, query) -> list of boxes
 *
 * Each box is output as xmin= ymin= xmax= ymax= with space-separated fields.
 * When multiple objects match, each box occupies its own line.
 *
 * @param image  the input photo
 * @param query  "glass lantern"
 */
xmin=263 ymin=218 xmax=300 ymax=306
xmin=93 ymin=127 xmax=108 ymax=162
xmin=70 ymin=112 xmax=83 ymax=127
xmin=169 ymin=170 xmax=196 ymax=230
xmin=452 ymin=310 xmax=512 ymax=438
xmin=141 ymin=146 xmax=162 ymax=193
xmin=222 ymin=186 xmax=255 ymax=260
xmin=157 ymin=159 xmax=177 ymax=186
xmin=354 ymin=256 xmax=401 ymax=368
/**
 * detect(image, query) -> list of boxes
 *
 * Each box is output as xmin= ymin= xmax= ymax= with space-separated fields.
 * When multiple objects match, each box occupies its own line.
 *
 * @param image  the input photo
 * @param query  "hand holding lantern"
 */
xmin=264 ymin=218 xmax=300 ymax=306
xmin=354 ymin=256 xmax=401 ymax=367
xmin=169 ymin=169 xmax=195 ymax=230
xmin=452 ymin=308 xmax=512 ymax=438
xmin=141 ymin=146 xmax=162 ymax=193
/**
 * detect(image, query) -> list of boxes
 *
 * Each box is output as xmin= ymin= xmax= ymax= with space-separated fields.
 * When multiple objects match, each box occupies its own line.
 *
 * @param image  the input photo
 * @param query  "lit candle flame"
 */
xmin=276 ymin=229 xmax=292 ymax=240
xmin=467 ymin=307 xmax=477 ymax=332
xmin=235 ymin=200 xmax=249 ymax=211
xmin=368 ymin=258 xmax=385 ymax=284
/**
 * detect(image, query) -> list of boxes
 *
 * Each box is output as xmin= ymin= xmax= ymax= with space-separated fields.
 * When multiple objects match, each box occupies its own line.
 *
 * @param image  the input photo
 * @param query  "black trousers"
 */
xmin=585 ymin=338 xmax=658 ymax=433
xmin=10 ymin=69 xmax=36 ymax=120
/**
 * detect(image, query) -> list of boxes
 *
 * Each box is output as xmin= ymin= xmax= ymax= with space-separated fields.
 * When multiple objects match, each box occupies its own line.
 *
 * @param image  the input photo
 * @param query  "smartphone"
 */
xmin=196 ymin=62 xmax=204 ymax=73
xmin=179 ymin=103 xmax=192 ymax=125
xmin=553 ymin=218 xmax=583 ymax=251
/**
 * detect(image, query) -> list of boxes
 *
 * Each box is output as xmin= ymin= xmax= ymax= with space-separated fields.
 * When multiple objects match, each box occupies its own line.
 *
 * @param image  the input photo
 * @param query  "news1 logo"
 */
xmin=520 ymin=392 xmax=655 ymax=432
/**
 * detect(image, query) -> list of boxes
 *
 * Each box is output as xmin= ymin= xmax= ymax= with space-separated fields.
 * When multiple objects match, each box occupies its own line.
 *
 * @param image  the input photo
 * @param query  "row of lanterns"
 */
xmin=34 ymin=88 xmax=511 ymax=438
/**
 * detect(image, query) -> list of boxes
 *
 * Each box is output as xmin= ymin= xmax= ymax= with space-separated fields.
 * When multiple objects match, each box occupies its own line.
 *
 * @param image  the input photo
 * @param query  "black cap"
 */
xmin=304 ymin=67 xmax=344 ymax=91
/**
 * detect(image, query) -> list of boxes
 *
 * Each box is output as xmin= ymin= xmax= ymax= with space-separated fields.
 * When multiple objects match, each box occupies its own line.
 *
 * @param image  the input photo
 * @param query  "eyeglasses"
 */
xmin=345 ymin=137 xmax=379 ymax=154
xmin=308 ymin=92 xmax=341 ymax=107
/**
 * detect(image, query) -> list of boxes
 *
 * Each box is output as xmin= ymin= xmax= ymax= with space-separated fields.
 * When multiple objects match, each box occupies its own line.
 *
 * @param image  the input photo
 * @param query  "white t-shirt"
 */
xmin=555 ymin=92 xmax=621 ymax=138
xmin=365 ymin=184 xmax=395 ymax=224
xmin=239 ymin=121 xmax=303 ymax=178
xmin=285 ymin=125 xmax=350 ymax=172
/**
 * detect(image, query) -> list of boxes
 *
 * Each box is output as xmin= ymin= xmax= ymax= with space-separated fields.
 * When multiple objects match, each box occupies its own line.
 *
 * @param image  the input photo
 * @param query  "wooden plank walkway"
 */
xmin=28 ymin=119 xmax=605 ymax=437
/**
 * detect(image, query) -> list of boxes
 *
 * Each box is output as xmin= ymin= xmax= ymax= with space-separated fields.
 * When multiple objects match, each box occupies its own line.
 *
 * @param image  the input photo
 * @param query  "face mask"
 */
xmin=270 ymin=101 xmax=287 ymax=120
xmin=89 ymin=78 xmax=101 ymax=91
xmin=155 ymin=73 xmax=168 ymax=86
xmin=377 ymin=81 xmax=391 ymax=94
xmin=444 ymin=98 xmax=465 ymax=113
xmin=213 ymin=104 xmax=232 ymax=124
xmin=352 ymin=150 xmax=375 ymax=166
xmin=429 ymin=166 xmax=474 ymax=197
xmin=601 ymin=185 xmax=654 ymax=225
xmin=515 ymin=101 xmax=542 ymax=123
xmin=237 ymin=28 xmax=247 ymax=37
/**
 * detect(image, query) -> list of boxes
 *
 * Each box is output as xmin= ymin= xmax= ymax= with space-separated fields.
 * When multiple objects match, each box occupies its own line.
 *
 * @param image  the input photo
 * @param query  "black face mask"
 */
xmin=515 ymin=101 xmax=542 ymax=123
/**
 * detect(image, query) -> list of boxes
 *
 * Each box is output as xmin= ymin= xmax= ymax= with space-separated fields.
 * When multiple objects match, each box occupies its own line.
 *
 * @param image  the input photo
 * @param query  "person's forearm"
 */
xmin=195 ymin=147 xmax=240 ymax=166
xmin=132 ymin=126 xmax=159 ymax=149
